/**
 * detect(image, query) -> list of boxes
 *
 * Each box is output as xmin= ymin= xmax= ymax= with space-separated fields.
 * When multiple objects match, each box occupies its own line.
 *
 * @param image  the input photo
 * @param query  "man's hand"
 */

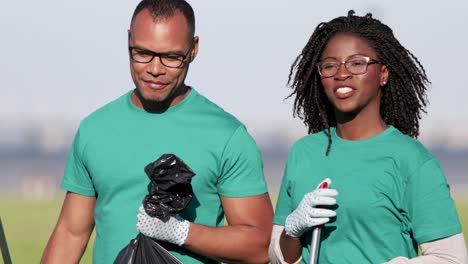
xmin=136 ymin=205 xmax=190 ymax=246
xmin=284 ymin=188 xmax=338 ymax=238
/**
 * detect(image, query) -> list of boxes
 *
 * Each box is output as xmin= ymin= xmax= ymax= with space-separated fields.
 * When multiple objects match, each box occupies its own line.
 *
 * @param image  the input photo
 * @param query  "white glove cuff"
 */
xmin=173 ymin=218 xmax=190 ymax=246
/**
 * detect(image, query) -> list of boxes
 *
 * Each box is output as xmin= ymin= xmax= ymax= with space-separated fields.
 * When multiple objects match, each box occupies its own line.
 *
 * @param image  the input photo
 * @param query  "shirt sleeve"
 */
xmin=61 ymin=127 xmax=96 ymax=196
xmin=216 ymin=125 xmax=268 ymax=197
xmin=404 ymin=158 xmax=462 ymax=243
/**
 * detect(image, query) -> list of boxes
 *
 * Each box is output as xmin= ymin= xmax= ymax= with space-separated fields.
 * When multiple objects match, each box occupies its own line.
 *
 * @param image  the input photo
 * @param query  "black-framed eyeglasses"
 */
xmin=316 ymin=56 xmax=380 ymax=78
xmin=128 ymin=40 xmax=194 ymax=68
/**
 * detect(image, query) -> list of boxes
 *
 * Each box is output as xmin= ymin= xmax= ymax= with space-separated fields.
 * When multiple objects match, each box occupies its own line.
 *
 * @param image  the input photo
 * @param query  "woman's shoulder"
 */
xmin=287 ymin=130 xmax=331 ymax=160
xmin=292 ymin=130 xmax=329 ymax=149
xmin=387 ymin=127 xmax=438 ymax=171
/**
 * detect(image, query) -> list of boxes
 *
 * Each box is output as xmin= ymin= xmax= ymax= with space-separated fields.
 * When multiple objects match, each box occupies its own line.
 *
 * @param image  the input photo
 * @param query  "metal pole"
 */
xmin=0 ymin=217 xmax=12 ymax=264
xmin=309 ymin=180 xmax=329 ymax=264
xmin=309 ymin=226 xmax=322 ymax=264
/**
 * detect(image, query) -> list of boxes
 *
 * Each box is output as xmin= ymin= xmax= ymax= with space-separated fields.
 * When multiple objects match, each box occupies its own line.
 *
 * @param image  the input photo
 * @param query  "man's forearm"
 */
xmin=183 ymin=222 xmax=270 ymax=264
xmin=41 ymin=226 xmax=91 ymax=264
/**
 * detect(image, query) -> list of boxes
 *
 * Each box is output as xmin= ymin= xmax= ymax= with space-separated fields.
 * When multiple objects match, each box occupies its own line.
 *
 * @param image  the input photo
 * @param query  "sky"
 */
xmin=2 ymin=0 xmax=468 ymax=137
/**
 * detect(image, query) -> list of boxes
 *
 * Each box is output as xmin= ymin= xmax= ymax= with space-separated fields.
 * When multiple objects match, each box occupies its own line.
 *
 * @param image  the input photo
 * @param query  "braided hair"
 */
xmin=288 ymin=10 xmax=430 ymax=155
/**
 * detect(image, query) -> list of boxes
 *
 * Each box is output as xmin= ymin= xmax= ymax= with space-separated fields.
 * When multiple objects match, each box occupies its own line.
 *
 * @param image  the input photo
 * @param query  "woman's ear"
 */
xmin=380 ymin=65 xmax=389 ymax=86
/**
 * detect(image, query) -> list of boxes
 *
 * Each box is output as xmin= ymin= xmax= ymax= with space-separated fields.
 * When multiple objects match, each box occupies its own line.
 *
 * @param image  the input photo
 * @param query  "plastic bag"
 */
xmin=114 ymin=233 xmax=182 ymax=264
xmin=114 ymin=154 xmax=195 ymax=264
xmin=143 ymin=153 xmax=196 ymax=221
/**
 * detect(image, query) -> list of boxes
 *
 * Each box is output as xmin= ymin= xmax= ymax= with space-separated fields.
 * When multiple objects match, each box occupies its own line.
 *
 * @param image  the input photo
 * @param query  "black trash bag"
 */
xmin=143 ymin=153 xmax=196 ymax=221
xmin=114 ymin=154 xmax=195 ymax=264
xmin=114 ymin=233 xmax=182 ymax=264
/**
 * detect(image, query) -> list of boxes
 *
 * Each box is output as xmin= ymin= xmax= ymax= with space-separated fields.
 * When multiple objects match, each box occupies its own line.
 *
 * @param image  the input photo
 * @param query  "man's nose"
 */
xmin=147 ymin=56 xmax=166 ymax=76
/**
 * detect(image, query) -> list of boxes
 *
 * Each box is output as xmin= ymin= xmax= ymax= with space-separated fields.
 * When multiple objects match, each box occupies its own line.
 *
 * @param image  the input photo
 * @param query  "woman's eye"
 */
xmin=349 ymin=60 xmax=366 ymax=66
xmin=322 ymin=64 xmax=337 ymax=70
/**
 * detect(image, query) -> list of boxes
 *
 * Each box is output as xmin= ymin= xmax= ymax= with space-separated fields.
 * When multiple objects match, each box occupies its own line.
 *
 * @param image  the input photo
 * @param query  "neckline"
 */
xmin=331 ymin=125 xmax=396 ymax=146
xmin=125 ymin=87 xmax=197 ymax=116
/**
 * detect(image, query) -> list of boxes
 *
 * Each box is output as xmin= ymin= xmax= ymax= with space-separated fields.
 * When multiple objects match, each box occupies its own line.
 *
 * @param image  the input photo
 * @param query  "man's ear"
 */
xmin=189 ymin=36 xmax=199 ymax=62
xmin=127 ymin=30 xmax=131 ymax=46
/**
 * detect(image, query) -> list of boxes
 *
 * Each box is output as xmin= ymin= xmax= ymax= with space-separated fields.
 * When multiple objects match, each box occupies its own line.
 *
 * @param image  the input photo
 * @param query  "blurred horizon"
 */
xmin=1 ymin=112 xmax=467 ymax=200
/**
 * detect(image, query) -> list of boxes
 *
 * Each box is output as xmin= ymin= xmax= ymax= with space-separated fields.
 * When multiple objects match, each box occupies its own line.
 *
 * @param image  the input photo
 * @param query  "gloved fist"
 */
xmin=136 ymin=205 xmax=190 ymax=246
xmin=284 ymin=180 xmax=338 ymax=238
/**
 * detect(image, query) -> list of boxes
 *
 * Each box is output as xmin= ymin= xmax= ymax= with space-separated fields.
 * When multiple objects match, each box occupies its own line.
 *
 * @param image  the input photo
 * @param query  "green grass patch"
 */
xmin=0 ymin=196 xmax=94 ymax=264
xmin=454 ymin=193 xmax=468 ymax=233
xmin=0 ymin=193 xmax=467 ymax=263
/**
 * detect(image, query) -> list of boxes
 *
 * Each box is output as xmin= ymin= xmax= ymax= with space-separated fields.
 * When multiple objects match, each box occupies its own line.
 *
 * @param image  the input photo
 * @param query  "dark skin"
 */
xmin=133 ymin=84 xmax=190 ymax=112
xmin=185 ymin=195 xmax=274 ymax=264
xmin=41 ymin=193 xmax=96 ymax=263
xmin=279 ymin=232 xmax=303 ymax=263
xmin=128 ymin=9 xmax=198 ymax=112
xmin=321 ymin=33 xmax=389 ymax=140
xmin=280 ymin=33 xmax=389 ymax=263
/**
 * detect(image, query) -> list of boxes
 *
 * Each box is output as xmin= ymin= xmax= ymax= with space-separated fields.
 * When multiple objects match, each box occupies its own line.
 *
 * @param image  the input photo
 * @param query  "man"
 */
xmin=41 ymin=0 xmax=273 ymax=263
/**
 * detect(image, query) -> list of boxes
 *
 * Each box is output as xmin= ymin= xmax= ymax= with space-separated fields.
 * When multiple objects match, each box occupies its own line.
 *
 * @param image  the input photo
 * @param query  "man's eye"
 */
xmin=162 ymin=55 xmax=183 ymax=62
xmin=134 ymin=50 xmax=153 ymax=57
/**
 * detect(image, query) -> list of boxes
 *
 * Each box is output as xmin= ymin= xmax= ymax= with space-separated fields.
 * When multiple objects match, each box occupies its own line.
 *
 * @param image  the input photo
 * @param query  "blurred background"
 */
xmin=1 ymin=0 xmax=467 ymax=263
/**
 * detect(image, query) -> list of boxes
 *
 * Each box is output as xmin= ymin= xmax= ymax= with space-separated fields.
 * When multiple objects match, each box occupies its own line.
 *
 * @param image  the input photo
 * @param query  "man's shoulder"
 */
xmin=190 ymin=90 xmax=243 ymax=128
xmin=79 ymin=91 xmax=130 ymax=129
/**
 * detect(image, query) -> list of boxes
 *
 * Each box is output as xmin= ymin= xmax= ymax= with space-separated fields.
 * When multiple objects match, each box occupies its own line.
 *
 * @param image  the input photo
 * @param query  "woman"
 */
xmin=269 ymin=10 xmax=467 ymax=264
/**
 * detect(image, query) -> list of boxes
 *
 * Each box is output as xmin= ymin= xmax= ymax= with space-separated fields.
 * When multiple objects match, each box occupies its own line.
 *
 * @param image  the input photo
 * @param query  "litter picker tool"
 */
xmin=309 ymin=179 xmax=330 ymax=264
xmin=0 ymin=217 xmax=12 ymax=264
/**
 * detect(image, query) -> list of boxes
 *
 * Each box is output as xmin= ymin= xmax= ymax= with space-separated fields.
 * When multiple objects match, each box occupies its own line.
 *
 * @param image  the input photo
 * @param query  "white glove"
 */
xmin=284 ymin=179 xmax=338 ymax=238
xmin=136 ymin=205 xmax=190 ymax=246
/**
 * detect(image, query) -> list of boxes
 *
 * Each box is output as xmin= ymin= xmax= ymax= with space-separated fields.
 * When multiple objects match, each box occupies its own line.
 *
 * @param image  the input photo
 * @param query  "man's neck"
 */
xmin=132 ymin=85 xmax=191 ymax=112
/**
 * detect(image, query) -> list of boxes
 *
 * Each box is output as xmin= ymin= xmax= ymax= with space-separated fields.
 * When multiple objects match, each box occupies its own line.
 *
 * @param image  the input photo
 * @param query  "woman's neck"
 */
xmin=335 ymin=110 xmax=387 ymax=140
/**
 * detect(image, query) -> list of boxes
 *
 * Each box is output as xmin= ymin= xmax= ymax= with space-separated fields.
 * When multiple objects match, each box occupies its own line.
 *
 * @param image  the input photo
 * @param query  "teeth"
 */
xmin=337 ymin=87 xmax=352 ymax=93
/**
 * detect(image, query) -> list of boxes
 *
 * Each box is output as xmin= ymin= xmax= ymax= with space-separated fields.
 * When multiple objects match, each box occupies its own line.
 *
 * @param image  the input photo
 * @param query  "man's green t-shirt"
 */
xmin=62 ymin=88 xmax=268 ymax=264
xmin=274 ymin=126 xmax=461 ymax=263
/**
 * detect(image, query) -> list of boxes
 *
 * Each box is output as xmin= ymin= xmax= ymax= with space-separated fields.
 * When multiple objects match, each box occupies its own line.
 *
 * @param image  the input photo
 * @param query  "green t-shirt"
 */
xmin=61 ymin=88 xmax=268 ymax=264
xmin=274 ymin=126 xmax=461 ymax=264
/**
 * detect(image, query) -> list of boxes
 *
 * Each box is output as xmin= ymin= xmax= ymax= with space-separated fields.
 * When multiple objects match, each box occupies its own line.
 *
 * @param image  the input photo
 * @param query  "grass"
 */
xmin=0 ymin=196 xmax=94 ymax=264
xmin=0 ymin=193 xmax=467 ymax=264
xmin=454 ymin=193 xmax=468 ymax=232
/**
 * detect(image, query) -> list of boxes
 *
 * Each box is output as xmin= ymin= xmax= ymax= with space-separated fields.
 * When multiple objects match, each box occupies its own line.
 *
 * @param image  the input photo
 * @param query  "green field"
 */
xmin=0 ymin=196 xmax=94 ymax=264
xmin=1 ymin=193 xmax=467 ymax=264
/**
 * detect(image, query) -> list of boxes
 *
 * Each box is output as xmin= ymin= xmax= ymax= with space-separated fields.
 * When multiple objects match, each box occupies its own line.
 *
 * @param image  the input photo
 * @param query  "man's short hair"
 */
xmin=131 ymin=0 xmax=195 ymax=36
